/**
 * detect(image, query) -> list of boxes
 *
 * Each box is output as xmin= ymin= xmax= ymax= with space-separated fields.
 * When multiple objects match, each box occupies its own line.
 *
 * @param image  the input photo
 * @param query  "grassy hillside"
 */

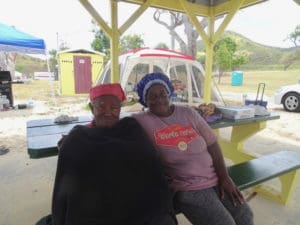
xmin=198 ymin=30 xmax=300 ymax=70
xmin=225 ymin=31 xmax=300 ymax=70
xmin=15 ymin=54 xmax=47 ymax=76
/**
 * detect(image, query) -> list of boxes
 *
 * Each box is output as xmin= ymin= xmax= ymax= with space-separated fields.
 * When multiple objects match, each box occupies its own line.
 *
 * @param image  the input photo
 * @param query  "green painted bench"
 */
xmin=227 ymin=150 xmax=300 ymax=205
xmin=228 ymin=151 xmax=299 ymax=188
xmin=175 ymin=151 xmax=300 ymax=216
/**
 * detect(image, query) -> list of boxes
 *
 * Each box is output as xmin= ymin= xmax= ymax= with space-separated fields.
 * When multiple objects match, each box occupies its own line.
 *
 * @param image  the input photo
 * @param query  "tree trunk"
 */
xmin=218 ymin=70 xmax=223 ymax=84
xmin=153 ymin=10 xmax=201 ymax=58
xmin=182 ymin=15 xmax=198 ymax=57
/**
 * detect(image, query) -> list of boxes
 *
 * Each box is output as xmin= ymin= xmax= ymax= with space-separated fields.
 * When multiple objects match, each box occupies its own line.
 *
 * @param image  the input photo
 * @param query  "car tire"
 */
xmin=282 ymin=92 xmax=300 ymax=112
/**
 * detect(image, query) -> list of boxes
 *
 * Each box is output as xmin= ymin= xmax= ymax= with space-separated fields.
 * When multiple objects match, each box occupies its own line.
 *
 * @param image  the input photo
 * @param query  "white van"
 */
xmin=34 ymin=72 xmax=55 ymax=81
xmin=96 ymin=48 xmax=222 ymax=105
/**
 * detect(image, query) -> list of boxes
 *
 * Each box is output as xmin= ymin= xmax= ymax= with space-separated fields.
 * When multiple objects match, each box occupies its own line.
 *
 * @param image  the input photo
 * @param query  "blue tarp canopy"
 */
xmin=0 ymin=22 xmax=46 ymax=54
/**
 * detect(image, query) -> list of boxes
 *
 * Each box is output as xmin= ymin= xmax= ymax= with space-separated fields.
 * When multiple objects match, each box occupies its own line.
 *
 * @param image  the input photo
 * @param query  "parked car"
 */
xmin=274 ymin=81 xmax=300 ymax=112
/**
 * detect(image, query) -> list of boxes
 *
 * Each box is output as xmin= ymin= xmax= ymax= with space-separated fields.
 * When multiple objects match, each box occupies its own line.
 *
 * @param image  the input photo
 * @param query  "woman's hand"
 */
xmin=57 ymin=134 xmax=67 ymax=151
xmin=218 ymin=175 xmax=245 ymax=206
xmin=207 ymin=142 xmax=245 ymax=206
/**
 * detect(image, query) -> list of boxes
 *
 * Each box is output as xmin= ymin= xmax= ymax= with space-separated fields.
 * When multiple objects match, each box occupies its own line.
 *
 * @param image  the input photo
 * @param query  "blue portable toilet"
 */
xmin=231 ymin=71 xmax=243 ymax=86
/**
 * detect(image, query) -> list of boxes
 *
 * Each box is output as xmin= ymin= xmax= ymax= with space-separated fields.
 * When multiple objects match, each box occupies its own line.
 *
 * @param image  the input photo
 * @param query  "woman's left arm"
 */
xmin=207 ymin=142 xmax=245 ymax=206
xmin=189 ymin=107 xmax=244 ymax=205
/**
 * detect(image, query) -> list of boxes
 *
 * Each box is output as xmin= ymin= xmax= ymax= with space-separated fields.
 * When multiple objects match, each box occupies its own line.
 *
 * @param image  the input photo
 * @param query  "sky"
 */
xmin=0 ymin=0 xmax=299 ymax=54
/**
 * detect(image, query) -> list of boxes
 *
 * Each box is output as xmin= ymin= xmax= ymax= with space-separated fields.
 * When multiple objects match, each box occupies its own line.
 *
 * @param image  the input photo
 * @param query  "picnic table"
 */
xmin=26 ymin=112 xmax=300 ymax=205
xmin=26 ymin=113 xmax=280 ymax=159
xmin=211 ymin=114 xmax=280 ymax=164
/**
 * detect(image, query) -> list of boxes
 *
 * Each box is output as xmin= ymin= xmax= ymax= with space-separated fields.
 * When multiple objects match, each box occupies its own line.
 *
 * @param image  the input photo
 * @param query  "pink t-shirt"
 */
xmin=133 ymin=105 xmax=218 ymax=191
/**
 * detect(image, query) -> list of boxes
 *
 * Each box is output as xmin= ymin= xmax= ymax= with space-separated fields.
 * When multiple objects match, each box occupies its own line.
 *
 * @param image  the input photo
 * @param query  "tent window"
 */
xmin=191 ymin=65 xmax=204 ymax=99
xmin=126 ymin=63 xmax=149 ymax=91
xmin=169 ymin=65 xmax=188 ymax=102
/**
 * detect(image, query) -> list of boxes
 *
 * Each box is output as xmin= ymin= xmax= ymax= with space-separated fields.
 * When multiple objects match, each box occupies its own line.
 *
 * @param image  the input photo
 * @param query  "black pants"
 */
xmin=174 ymin=187 xmax=253 ymax=225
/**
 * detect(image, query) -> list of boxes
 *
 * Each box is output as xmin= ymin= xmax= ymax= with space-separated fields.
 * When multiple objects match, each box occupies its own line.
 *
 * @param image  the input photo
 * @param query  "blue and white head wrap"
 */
xmin=136 ymin=72 xmax=174 ymax=107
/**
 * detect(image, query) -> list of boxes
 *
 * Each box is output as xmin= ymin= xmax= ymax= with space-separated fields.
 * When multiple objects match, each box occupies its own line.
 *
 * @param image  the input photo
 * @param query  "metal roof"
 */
xmin=57 ymin=48 xmax=105 ymax=56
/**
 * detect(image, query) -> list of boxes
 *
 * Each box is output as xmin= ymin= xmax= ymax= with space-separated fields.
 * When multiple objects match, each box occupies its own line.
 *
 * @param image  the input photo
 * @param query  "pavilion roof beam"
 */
xmin=79 ymin=0 xmax=113 ymax=37
xmin=123 ymin=0 xmax=209 ymax=16
xmin=178 ymin=0 xmax=210 ymax=45
xmin=79 ymin=0 xmax=157 ymax=37
xmin=122 ymin=0 xmax=266 ymax=17
xmin=213 ymin=0 xmax=266 ymax=16
xmin=79 ymin=0 xmax=157 ymax=83
xmin=213 ymin=0 xmax=245 ymax=43
xmin=119 ymin=0 xmax=158 ymax=35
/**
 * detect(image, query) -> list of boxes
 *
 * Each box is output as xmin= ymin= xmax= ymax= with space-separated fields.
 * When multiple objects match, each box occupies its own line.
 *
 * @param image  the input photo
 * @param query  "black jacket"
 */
xmin=51 ymin=117 xmax=174 ymax=225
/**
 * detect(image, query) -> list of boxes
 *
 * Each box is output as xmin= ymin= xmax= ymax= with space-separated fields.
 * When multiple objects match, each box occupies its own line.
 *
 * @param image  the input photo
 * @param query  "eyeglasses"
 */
xmin=147 ymin=91 xmax=169 ymax=101
xmin=92 ymin=102 xmax=121 ymax=113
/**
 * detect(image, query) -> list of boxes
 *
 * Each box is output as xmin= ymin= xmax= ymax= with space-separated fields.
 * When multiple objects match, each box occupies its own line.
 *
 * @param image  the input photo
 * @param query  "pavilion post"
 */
xmin=110 ymin=0 xmax=120 ymax=83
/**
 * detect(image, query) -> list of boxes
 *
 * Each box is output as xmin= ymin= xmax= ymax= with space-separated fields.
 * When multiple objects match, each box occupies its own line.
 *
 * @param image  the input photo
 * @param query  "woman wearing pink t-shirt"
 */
xmin=133 ymin=73 xmax=253 ymax=225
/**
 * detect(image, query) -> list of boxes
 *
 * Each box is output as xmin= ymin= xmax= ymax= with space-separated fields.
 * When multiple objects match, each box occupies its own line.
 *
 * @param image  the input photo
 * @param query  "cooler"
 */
xmin=231 ymin=71 xmax=243 ymax=86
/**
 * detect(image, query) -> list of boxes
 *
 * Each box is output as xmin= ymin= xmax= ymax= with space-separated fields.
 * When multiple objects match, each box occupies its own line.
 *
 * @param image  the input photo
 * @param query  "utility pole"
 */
xmin=56 ymin=32 xmax=59 ymax=50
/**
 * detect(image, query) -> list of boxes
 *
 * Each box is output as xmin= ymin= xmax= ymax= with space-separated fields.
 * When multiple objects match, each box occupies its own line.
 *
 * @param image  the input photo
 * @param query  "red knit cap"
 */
xmin=89 ymin=83 xmax=126 ymax=102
